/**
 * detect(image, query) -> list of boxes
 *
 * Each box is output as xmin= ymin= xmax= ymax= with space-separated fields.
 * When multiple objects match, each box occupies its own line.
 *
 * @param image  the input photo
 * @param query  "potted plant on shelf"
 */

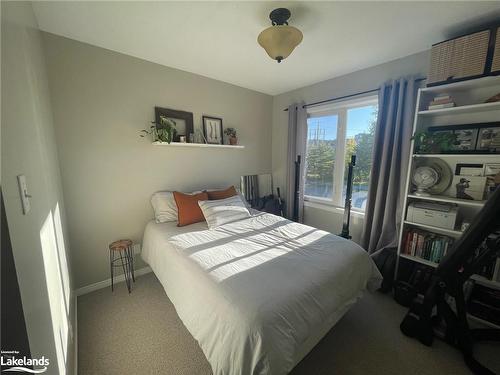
xmin=413 ymin=131 xmax=458 ymax=154
xmin=140 ymin=115 xmax=177 ymax=144
xmin=224 ymin=127 xmax=238 ymax=145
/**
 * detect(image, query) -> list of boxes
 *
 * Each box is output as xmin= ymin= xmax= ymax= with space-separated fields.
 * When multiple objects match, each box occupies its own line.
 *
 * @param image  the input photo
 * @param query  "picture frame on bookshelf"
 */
xmin=484 ymin=163 xmax=500 ymax=175
xmin=454 ymin=129 xmax=479 ymax=151
xmin=450 ymin=175 xmax=487 ymax=201
xmin=427 ymin=122 xmax=500 ymax=154
xmin=476 ymin=126 xmax=500 ymax=153
xmin=484 ymin=163 xmax=500 ymax=197
xmin=455 ymin=163 xmax=484 ymax=176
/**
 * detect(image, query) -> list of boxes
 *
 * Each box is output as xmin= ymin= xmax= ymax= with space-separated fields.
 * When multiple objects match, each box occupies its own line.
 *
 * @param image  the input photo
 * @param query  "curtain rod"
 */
xmin=283 ymin=77 xmax=426 ymax=111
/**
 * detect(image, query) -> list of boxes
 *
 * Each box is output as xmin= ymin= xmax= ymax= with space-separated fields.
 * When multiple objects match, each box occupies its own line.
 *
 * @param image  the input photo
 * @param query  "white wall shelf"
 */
xmin=152 ymin=141 xmax=245 ymax=149
xmin=407 ymin=194 xmax=486 ymax=208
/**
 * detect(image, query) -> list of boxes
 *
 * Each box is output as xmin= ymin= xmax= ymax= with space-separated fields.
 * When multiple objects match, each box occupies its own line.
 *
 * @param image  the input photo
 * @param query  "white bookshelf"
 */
xmin=396 ymin=76 xmax=500 ymax=327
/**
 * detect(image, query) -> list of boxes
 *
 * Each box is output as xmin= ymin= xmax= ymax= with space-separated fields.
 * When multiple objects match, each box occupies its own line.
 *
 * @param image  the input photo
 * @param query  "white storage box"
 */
xmin=406 ymin=202 xmax=458 ymax=230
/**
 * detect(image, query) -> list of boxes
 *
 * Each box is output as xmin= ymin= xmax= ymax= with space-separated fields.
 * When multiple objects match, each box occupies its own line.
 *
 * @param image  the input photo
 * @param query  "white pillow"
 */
xmin=198 ymin=195 xmax=251 ymax=229
xmin=151 ymin=192 xmax=178 ymax=223
xmin=151 ymin=190 xmax=203 ymax=223
xmin=205 ymin=186 xmax=252 ymax=209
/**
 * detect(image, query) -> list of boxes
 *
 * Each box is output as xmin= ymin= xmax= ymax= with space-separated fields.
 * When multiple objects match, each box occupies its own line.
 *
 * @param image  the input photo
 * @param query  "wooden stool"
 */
xmin=109 ymin=239 xmax=135 ymax=293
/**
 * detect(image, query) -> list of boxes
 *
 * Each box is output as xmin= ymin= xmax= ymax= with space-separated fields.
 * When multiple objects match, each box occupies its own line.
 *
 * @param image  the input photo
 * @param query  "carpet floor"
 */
xmin=78 ymin=272 xmax=499 ymax=375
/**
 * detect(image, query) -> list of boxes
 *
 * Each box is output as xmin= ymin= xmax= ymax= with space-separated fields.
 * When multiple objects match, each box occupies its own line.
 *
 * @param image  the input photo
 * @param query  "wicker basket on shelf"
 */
xmin=491 ymin=27 xmax=500 ymax=74
xmin=428 ymin=29 xmax=491 ymax=85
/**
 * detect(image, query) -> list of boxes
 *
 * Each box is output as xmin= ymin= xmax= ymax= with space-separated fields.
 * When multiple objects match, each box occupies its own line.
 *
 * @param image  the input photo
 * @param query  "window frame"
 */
xmin=304 ymin=95 xmax=378 ymax=213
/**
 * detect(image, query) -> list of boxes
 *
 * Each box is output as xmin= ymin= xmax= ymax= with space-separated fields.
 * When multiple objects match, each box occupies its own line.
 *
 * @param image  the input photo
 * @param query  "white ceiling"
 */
xmin=32 ymin=1 xmax=500 ymax=95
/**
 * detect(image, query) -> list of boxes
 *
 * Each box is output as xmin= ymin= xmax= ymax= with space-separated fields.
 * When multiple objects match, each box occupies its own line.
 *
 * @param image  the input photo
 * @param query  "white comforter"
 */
xmin=142 ymin=212 xmax=381 ymax=375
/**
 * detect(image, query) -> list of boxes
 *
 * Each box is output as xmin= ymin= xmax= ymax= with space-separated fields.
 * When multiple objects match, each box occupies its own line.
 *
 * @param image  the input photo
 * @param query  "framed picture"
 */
xmin=450 ymin=175 xmax=487 ymax=201
xmin=202 ymin=116 xmax=223 ymax=145
xmin=476 ymin=126 xmax=500 ymax=152
xmin=428 ymin=126 xmax=478 ymax=152
xmin=453 ymin=128 xmax=479 ymax=151
xmin=455 ymin=163 xmax=484 ymax=176
xmin=484 ymin=163 xmax=500 ymax=177
xmin=155 ymin=107 xmax=194 ymax=142
xmin=484 ymin=163 xmax=500 ymax=196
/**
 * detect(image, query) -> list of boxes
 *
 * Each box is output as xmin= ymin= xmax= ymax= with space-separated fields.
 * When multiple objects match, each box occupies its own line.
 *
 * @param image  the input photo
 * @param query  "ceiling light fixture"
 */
xmin=257 ymin=8 xmax=303 ymax=63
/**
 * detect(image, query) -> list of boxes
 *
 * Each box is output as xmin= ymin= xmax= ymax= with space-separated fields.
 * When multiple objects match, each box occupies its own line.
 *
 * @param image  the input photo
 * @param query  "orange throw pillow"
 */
xmin=173 ymin=191 xmax=209 ymax=227
xmin=207 ymin=186 xmax=237 ymax=200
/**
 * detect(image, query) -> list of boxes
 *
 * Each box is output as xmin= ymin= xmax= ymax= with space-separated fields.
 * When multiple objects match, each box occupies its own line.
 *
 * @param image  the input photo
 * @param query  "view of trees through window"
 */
xmin=305 ymin=102 xmax=378 ymax=211
xmin=343 ymin=106 xmax=377 ymax=209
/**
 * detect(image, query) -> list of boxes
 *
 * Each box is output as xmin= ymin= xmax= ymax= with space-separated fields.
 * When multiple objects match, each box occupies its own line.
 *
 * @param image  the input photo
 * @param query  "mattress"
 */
xmin=142 ymin=212 xmax=382 ymax=375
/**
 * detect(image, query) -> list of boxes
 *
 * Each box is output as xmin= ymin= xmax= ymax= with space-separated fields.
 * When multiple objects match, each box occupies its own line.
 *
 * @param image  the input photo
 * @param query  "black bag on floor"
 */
xmin=373 ymin=247 xmax=397 ymax=293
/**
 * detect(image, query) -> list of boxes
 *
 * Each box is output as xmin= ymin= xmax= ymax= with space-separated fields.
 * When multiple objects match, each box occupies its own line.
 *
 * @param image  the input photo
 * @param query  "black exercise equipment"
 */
xmin=276 ymin=187 xmax=285 ymax=217
xmin=400 ymin=186 xmax=500 ymax=375
xmin=340 ymin=155 xmax=356 ymax=239
xmin=292 ymin=155 xmax=301 ymax=222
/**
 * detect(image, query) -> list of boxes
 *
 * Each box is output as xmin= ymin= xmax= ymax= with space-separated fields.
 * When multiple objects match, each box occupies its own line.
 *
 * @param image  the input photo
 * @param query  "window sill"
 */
xmin=304 ymin=199 xmax=365 ymax=217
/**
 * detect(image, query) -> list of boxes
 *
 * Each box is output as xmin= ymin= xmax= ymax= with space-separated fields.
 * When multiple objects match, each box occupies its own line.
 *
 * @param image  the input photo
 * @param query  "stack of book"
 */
xmin=402 ymin=229 xmax=454 ymax=264
xmin=428 ymin=94 xmax=455 ymax=110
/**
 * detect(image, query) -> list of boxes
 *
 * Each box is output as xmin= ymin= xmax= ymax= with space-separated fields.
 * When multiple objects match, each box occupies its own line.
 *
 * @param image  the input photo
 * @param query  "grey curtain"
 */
xmin=241 ymin=175 xmax=259 ymax=207
xmin=361 ymin=76 xmax=420 ymax=255
xmin=285 ymin=103 xmax=307 ymax=222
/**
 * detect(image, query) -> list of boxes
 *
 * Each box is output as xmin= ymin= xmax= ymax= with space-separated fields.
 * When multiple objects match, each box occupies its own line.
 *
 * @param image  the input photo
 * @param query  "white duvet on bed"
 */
xmin=142 ymin=212 xmax=381 ymax=375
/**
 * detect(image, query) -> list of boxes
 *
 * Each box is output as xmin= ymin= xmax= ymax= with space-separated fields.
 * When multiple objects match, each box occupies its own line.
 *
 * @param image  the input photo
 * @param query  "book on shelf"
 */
xmin=427 ymin=94 xmax=455 ymax=110
xmin=402 ymin=228 xmax=454 ymax=264
xmin=428 ymin=103 xmax=455 ymax=110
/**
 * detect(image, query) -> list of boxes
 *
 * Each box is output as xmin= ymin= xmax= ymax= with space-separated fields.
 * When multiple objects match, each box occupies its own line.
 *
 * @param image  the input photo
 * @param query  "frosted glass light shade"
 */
xmin=257 ymin=25 xmax=303 ymax=63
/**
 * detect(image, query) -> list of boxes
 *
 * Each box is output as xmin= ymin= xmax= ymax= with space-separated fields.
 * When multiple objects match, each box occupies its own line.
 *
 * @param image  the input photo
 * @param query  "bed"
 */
xmin=141 ymin=211 xmax=382 ymax=375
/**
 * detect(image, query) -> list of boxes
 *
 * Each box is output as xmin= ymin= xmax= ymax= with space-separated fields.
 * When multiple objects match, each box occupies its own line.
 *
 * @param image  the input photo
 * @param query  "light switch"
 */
xmin=17 ymin=175 xmax=31 ymax=214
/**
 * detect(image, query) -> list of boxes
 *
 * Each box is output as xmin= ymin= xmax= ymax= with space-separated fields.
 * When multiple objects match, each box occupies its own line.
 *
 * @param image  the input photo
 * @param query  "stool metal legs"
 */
xmin=110 ymin=248 xmax=134 ymax=293
xmin=127 ymin=244 xmax=135 ymax=283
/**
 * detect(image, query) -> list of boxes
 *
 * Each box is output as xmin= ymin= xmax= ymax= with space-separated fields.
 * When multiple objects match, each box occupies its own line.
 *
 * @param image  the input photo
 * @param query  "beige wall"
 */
xmin=1 ymin=3 xmax=75 ymax=374
xmin=272 ymin=51 xmax=431 ymax=243
xmin=42 ymin=33 xmax=273 ymax=289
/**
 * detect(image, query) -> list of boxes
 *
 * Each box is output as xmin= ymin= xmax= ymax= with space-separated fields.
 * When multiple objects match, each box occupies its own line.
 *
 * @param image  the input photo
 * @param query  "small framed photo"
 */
xmin=484 ymin=163 xmax=500 ymax=196
xmin=202 ymin=116 xmax=223 ymax=144
xmin=476 ymin=126 xmax=500 ymax=152
xmin=455 ymin=163 xmax=484 ymax=176
xmin=453 ymin=128 xmax=479 ymax=151
xmin=450 ymin=175 xmax=487 ymax=201
xmin=484 ymin=163 xmax=500 ymax=177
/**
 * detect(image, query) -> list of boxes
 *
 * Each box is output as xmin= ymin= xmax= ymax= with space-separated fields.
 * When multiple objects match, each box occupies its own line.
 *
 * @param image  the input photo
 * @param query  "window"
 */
xmin=304 ymin=96 xmax=378 ymax=211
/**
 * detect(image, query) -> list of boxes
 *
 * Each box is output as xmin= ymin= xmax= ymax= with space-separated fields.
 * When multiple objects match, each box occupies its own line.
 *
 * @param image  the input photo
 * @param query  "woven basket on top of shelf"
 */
xmin=428 ymin=29 xmax=491 ymax=85
xmin=492 ymin=28 xmax=500 ymax=74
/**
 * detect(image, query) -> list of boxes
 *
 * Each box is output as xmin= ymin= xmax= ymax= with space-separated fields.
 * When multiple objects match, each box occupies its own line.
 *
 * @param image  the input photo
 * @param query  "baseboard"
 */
xmin=75 ymin=266 xmax=152 ymax=296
